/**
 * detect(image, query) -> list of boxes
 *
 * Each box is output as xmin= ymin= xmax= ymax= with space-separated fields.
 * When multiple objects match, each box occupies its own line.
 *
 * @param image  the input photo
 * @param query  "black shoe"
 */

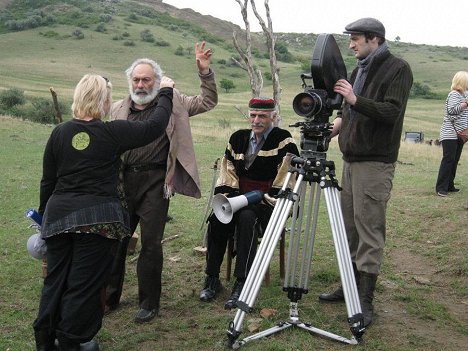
xmin=224 ymin=280 xmax=245 ymax=310
xmin=80 ymin=340 xmax=99 ymax=351
xmin=56 ymin=339 xmax=99 ymax=351
xmin=318 ymin=286 xmax=345 ymax=303
xmin=134 ymin=308 xmax=158 ymax=323
xmin=437 ymin=191 xmax=448 ymax=197
xmin=200 ymin=275 xmax=223 ymax=302
xmin=448 ymin=188 xmax=460 ymax=193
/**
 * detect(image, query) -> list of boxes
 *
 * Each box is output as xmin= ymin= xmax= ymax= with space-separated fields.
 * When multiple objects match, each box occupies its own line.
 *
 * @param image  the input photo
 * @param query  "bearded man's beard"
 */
xmin=130 ymin=87 xmax=159 ymax=106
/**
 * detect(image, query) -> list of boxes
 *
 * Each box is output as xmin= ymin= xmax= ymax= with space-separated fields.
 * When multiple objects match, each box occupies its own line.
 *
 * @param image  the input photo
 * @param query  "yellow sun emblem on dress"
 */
xmin=72 ymin=132 xmax=90 ymax=150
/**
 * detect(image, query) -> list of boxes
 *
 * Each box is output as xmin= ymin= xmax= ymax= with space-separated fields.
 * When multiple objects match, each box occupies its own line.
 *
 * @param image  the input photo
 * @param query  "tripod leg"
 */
xmin=323 ymin=186 xmax=365 ymax=340
xmin=227 ymin=172 xmax=303 ymax=347
xmin=284 ymin=180 xmax=320 ymax=294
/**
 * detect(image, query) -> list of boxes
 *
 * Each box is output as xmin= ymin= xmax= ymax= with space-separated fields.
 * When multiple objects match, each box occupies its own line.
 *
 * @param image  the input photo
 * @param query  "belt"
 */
xmin=125 ymin=163 xmax=166 ymax=173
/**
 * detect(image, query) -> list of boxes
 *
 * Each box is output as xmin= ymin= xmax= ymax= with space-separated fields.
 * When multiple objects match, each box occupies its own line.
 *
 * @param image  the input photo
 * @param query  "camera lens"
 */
xmin=292 ymin=92 xmax=322 ymax=117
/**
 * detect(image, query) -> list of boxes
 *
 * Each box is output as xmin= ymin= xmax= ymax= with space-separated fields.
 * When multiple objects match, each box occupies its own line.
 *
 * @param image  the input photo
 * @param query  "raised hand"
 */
xmin=195 ymin=41 xmax=212 ymax=74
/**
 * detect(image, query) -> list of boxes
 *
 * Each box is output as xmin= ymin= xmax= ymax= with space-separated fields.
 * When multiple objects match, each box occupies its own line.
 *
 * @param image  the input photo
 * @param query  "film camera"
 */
xmin=291 ymin=34 xmax=347 ymax=153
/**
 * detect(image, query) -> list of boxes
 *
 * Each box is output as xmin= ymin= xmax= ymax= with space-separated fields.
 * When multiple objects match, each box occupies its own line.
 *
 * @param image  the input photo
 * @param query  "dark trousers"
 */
xmin=205 ymin=204 xmax=271 ymax=280
xmin=106 ymin=168 xmax=169 ymax=310
xmin=33 ymin=233 xmax=115 ymax=344
xmin=436 ymin=139 xmax=464 ymax=192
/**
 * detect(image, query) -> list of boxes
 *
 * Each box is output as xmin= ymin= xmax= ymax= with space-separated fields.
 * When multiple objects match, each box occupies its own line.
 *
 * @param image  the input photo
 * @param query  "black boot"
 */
xmin=79 ymin=340 xmax=99 ymax=351
xmin=319 ymin=263 xmax=360 ymax=303
xmin=34 ymin=329 xmax=56 ymax=351
xmin=199 ymin=275 xmax=223 ymax=302
xmin=57 ymin=339 xmax=99 ymax=351
xmin=359 ymin=272 xmax=378 ymax=327
xmin=224 ymin=279 xmax=244 ymax=310
xmin=57 ymin=340 xmax=80 ymax=351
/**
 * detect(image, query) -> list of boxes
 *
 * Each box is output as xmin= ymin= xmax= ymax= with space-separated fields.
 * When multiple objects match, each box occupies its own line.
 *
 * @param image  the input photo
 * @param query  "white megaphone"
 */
xmin=212 ymin=190 xmax=264 ymax=224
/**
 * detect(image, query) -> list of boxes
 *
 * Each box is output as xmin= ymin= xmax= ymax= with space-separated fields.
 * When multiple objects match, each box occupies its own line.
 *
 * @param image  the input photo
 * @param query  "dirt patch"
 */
xmin=380 ymin=245 xmax=468 ymax=350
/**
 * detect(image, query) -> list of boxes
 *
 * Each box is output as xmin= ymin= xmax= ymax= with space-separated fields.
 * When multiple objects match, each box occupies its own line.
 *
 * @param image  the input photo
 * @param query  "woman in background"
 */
xmin=435 ymin=71 xmax=468 ymax=197
xmin=33 ymin=74 xmax=174 ymax=351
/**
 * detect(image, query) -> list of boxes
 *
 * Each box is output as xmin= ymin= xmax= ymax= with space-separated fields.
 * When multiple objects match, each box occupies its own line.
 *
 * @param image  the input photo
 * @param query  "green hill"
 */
xmin=1 ymin=2 xmax=467 ymax=350
xmin=0 ymin=0 xmax=466 ymax=99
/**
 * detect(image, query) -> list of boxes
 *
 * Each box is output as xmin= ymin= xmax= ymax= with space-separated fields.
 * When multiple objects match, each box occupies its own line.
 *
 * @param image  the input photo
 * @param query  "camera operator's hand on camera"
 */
xmin=160 ymin=76 xmax=175 ymax=89
xmin=334 ymin=79 xmax=357 ymax=106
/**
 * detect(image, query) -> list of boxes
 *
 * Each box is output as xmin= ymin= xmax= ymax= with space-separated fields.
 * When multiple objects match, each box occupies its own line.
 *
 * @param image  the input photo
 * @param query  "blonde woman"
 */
xmin=33 ymin=74 xmax=174 ymax=350
xmin=435 ymin=71 xmax=468 ymax=196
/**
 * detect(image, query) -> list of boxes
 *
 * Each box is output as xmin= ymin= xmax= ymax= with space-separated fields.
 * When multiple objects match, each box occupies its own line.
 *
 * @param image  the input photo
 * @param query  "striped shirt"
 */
xmin=439 ymin=90 xmax=468 ymax=141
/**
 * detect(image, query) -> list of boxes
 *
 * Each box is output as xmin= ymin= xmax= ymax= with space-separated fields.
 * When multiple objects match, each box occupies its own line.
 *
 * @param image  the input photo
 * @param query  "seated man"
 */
xmin=200 ymin=97 xmax=299 ymax=310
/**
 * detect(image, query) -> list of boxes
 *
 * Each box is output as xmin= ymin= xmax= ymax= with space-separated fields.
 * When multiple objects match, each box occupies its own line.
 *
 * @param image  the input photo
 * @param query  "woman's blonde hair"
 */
xmin=71 ymin=74 xmax=112 ymax=119
xmin=451 ymin=71 xmax=468 ymax=93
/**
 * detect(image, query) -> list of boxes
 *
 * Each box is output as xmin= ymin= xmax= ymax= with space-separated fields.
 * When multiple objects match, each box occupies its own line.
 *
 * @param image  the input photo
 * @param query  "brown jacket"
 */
xmin=111 ymin=70 xmax=218 ymax=198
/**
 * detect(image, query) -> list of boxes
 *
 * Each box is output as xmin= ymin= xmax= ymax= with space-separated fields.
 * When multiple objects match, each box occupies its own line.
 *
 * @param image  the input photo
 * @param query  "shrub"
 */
xmin=220 ymin=79 xmax=236 ymax=93
xmin=410 ymin=81 xmax=438 ymax=99
xmin=24 ymin=97 xmax=60 ymax=124
xmin=3 ymin=11 xmax=55 ymax=32
xmin=123 ymin=40 xmax=135 ymax=47
xmin=99 ymin=14 xmax=112 ymax=23
xmin=127 ymin=13 xmax=138 ymax=22
xmin=154 ymin=39 xmax=170 ymax=47
xmin=95 ymin=23 xmax=107 ymax=33
xmin=174 ymin=45 xmax=185 ymax=56
xmin=140 ymin=29 xmax=155 ymax=43
xmin=275 ymin=42 xmax=294 ymax=63
xmin=72 ymin=29 xmax=84 ymax=39
xmin=0 ymin=88 xmax=26 ymax=110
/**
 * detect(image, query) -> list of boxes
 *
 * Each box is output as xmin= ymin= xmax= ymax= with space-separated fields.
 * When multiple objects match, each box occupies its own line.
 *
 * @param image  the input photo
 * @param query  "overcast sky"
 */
xmin=163 ymin=0 xmax=467 ymax=48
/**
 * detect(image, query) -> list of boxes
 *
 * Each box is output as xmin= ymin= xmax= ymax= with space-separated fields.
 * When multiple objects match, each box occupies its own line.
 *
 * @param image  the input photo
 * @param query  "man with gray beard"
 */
xmin=106 ymin=41 xmax=218 ymax=323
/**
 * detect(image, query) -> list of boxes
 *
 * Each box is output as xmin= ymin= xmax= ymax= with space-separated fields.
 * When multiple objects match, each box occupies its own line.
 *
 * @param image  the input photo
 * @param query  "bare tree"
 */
xmin=232 ymin=0 xmax=282 ymax=118
xmin=249 ymin=0 xmax=281 ymax=112
xmin=232 ymin=0 xmax=263 ymax=97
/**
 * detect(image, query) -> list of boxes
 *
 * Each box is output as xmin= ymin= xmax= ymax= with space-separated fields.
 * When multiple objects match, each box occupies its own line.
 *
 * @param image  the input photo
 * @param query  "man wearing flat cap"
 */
xmin=320 ymin=18 xmax=413 ymax=328
xmin=199 ymin=97 xmax=298 ymax=309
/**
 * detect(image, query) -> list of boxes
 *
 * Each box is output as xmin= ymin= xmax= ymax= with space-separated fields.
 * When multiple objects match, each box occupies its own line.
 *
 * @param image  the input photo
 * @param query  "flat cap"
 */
xmin=343 ymin=17 xmax=385 ymax=38
xmin=248 ymin=97 xmax=276 ymax=111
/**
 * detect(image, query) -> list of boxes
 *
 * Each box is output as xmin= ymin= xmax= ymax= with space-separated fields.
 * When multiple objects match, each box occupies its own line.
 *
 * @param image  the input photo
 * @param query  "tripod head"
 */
xmin=291 ymin=34 xmax=347 ymax=158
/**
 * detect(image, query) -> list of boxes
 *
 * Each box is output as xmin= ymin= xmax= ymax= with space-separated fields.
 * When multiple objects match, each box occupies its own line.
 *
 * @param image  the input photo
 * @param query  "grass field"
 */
xmin=0 ymin=1 xmax=467 ymax=350
xmin=1 ymin=95 xmax=467 ymax=350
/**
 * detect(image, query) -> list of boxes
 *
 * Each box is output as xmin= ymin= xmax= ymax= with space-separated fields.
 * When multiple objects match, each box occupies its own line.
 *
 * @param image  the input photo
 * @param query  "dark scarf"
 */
xmin=353 ymin=41 xmax=389 ymax=96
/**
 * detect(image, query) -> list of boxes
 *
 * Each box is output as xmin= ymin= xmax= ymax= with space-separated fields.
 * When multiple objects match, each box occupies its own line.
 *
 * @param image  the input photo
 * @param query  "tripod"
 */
xmin=226 ymin=150 xmax=365 ymax=349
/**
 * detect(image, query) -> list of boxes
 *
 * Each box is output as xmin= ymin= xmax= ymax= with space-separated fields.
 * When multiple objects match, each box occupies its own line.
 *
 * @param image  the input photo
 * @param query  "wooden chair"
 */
xmin=225 ymin=223 xmax=285 ymax=285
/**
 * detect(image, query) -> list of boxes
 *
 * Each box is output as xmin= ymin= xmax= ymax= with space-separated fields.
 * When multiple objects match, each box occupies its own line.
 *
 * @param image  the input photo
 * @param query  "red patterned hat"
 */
xmin=248 ymin=97 xmax=276 ymax=111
